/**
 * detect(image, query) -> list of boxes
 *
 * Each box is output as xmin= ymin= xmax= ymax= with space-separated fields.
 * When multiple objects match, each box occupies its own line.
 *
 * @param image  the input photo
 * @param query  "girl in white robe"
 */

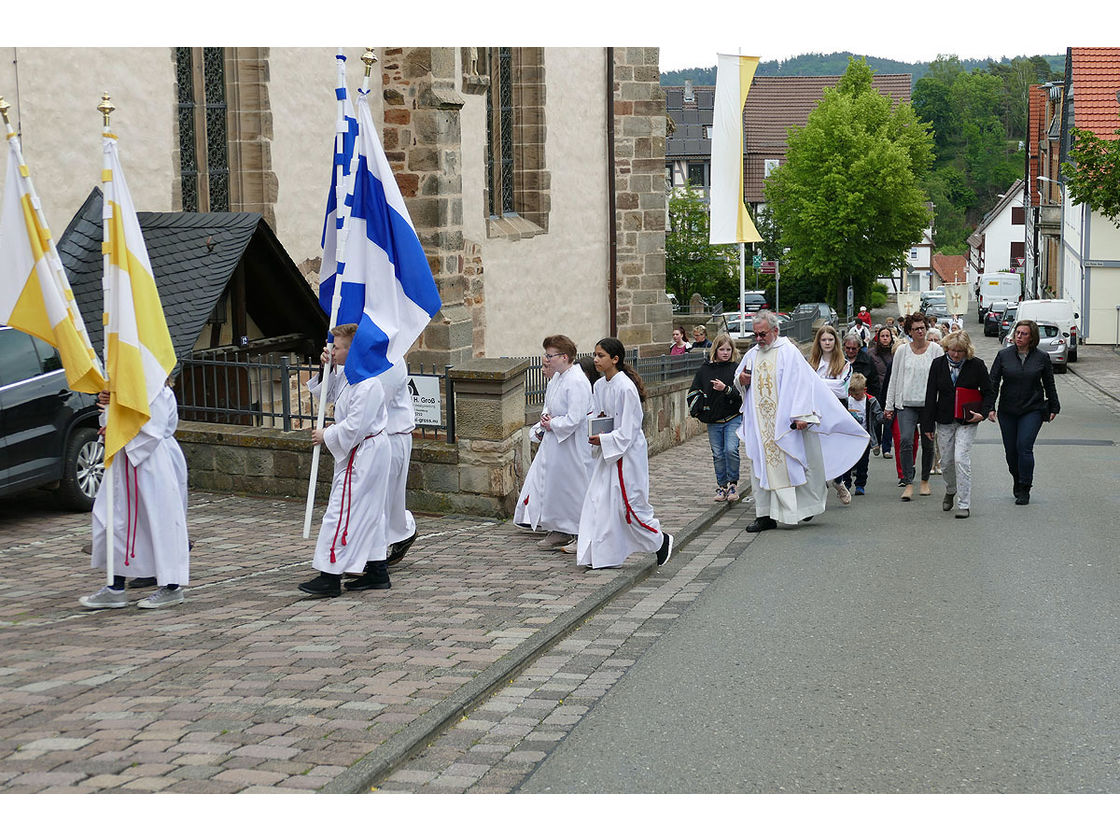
xmin=300 ymin=326 xmax=392 ymax=597
xmin=80 ymin=384 xmax=190 ymax=610
xmin=516 ymin=337 xmax=594 ymax=541
xmin=576 ymin=338 xmax=673 ymax=570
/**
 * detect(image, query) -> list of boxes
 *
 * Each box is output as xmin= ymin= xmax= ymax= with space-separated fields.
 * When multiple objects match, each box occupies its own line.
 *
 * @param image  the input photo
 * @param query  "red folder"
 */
xmin=954 ymin=386 xmax=983 ymax=421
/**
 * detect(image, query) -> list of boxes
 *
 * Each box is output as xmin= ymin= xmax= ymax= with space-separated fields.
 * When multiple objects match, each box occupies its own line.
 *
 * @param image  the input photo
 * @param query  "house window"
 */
xmin=1011 ymin=206 xmax=1025 ymax=225
xmin=763 ymin=159 xmax=780 ymax=178
xmin=174 ymin=47 xmax=230 ymax=212
xmin=688 ymin=162 xmax=707 ymax=187
xmin=484 ymin=47 xmax=549 ymax=238
xmin=910 ymin=248 xmax=919 ymax=261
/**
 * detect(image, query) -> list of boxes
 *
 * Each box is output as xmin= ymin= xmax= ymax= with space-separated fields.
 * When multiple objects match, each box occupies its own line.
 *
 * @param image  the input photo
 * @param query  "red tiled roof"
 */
xmin=1026 ymin=84 xmax=1047 ymax=206
xmin=1070 ymin=47 xmax=1120 ymax=141
xmin=931 ymin=254 xmax=967 ymax=285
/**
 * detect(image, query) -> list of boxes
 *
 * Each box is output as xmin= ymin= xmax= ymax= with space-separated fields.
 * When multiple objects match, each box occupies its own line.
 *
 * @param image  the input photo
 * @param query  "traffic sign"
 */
xmin=752 ymin=254 xmax=762 ymax=270
xmin=760 ymin=260 xmax=778 ymax=275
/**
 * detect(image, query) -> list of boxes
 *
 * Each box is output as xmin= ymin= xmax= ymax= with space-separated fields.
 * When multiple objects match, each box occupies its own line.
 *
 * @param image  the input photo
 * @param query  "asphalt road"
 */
xmin=522 ymin=331 xmax=1120 ymax=793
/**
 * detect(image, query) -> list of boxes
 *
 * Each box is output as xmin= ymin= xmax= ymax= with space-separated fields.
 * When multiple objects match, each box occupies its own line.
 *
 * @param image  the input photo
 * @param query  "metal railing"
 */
xmin=517 ymin=349 xmax=705 ymax=407
xmin=175 ymin=350 xmax=455 ymax=441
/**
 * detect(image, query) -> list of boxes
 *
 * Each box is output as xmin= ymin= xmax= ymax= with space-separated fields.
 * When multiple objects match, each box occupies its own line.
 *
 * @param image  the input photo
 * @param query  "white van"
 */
xmin=1015 ymin=298 xmax=1081 ymax=362
xmin=977 ymin=272 xmax=1022 ymax=323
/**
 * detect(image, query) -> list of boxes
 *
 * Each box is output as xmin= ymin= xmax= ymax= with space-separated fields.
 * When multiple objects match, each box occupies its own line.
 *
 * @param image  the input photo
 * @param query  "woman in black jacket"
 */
xmin=989 ymin=319 xmax=1061 ymax=505
xmin=688 ymin=334 xmax=744 ymax=503
xmin=921 ymin=331 xmax=995 ymax=518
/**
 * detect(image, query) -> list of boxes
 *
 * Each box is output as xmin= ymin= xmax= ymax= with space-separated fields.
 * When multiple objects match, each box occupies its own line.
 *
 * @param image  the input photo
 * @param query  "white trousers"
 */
xmin=936 ymin=422 xmax=978 ymax=510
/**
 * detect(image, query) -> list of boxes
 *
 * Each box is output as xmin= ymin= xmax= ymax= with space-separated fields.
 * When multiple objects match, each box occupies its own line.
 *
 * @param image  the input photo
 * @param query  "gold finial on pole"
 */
xmin=98 ymin=92 xmax=115 ymax=129
xmin=0 ymin=95 xmax=12 ymax=131
xmin=361 ymin=48 xmax=378 ymax=83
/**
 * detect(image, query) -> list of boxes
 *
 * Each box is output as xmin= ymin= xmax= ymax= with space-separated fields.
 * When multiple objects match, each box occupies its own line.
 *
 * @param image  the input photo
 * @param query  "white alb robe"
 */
xmin=378 ymin=360 xmax=416 ymax=547
xmin=516 ymin=364 xmax=594 ymax=535
xmin=312 ymin=376 xmax=391 ymax=575
xmin=735 ymin=337 xmax=869 ymax=525
xmin=91 ymin=386 xmax=190 ymax=585
xmin=576 ymin=371 xmax=663 ymax=569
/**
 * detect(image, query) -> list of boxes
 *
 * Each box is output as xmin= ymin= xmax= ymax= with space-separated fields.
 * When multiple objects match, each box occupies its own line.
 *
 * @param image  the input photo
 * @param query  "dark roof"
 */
xmin=57 ymin=189 xmax=327 ymax=360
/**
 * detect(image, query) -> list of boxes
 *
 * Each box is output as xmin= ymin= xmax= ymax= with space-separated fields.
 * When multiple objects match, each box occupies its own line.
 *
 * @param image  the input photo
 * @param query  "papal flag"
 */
xmin=0 ymin=117 xmax=107 ymax=393
xmin=709 ymin=53 xmax=763 ymax=245
xmin=317 ymin=80 xmax=441 ymax=383
xmin=100 ymin=128 xmax=176 ymax=466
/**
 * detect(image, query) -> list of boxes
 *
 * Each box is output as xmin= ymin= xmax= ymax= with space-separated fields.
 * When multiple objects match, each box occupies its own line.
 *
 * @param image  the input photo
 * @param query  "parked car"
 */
xmin=720 ymin=309 xmax=791 ymax=340
xmin=923 ymin=302 xmax=953 ymax=329
xmin=983 ymin=301 xmax=1009 ymax=337
xmin=1002 ymin=320 xmax=1068 ymax=373
xmin=791 ymin=302 xmax=839 ymax=329
xmin=977 ymin=271 xmax=1022 ymax=323
xmin=739 ymin=292 xmax=769 ymax=313
xmin=0 ymin=325 xmax=103 ymax=510
xmin=920 ymin=288 xmax=947 ymax=309
xmin=1015 ymin=298 xmax=1080 ymax=363
xmin=998 ymin=304 xmax=1019 ymax=343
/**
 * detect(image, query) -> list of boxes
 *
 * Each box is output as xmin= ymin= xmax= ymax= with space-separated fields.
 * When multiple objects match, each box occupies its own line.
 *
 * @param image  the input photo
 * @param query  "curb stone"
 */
xmin=320 ymin=496 xmax=740 ymax=793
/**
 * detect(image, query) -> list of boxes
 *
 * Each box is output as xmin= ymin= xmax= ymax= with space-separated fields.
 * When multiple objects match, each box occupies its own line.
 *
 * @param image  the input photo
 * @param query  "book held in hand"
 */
xmin=589 ymin=415 xmax=614 ymax=437
xmin=954 ymin=386 xmax=983 ymax=421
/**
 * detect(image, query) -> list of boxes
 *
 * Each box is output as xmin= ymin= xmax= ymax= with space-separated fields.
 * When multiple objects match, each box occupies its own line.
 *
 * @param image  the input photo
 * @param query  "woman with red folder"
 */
xmin=921 ymin=331 xmax=995 ymax=518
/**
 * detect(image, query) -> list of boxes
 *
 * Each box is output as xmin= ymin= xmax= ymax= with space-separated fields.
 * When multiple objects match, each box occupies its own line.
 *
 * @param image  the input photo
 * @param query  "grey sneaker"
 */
xmin=559 ymin=538 xmax=578 ymax=554
xmin=136 ymin=586 xmax=185 ymax=610
xmin=538 ymin=531 xmax=570 ymax=548
xmin=79 ymin=586 xmax=128 ymax=610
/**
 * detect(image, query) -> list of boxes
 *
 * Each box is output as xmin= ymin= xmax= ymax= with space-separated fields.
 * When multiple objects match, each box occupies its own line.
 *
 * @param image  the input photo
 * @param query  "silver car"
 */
xmin=1003 ymin=320 xmax=1068 ymax=373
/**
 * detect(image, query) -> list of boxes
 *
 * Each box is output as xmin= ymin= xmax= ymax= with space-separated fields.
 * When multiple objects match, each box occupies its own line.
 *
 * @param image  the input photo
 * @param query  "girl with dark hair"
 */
xmin=576 ymin=338 xmax=672 ymax=570
xmin=869 ymin=326 xmax=896 ymax=457
xmin=989 ymin=319 xmax=1060 ymax=505
xmin=688 ymin=333 xmax=743 ymax=502
xmin=883 ymin=312 xmax=944 ymax=501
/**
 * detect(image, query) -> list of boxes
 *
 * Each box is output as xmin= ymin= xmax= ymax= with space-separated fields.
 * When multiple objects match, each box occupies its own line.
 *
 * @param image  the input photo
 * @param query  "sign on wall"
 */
xmin=409 ymin=375 xmax=442 ymax=427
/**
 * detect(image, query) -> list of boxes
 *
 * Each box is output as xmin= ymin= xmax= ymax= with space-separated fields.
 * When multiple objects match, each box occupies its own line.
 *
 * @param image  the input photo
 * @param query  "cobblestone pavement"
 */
xmin=0 ymin=430 xmax=732 ymax=793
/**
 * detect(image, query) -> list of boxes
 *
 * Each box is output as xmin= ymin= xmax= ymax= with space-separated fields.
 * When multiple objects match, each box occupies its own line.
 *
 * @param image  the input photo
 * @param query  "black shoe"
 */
xmin=344 ymin=561 xmax=391 ymax=591
xmin=801 ymin=516 xmax=814 ymax=522
xmin=1015 ymin=487 xmax=1030 ymax=505
xmin=655 ymin=533 xmax=674 ymax=567
xmin=298 ymin=573 xmax=341 ymax=598
xmin=942 ymin=493 xmax=955 ymax=512
xmin=745 ymin=516 xmax=777 ymax=533
xmin=128 ymin=577 xmax=158 ymax=589
xmin=897 ymin=479 xmax=907 ymax=487
xmin=386 ymin=531 xmax=418 ymax=566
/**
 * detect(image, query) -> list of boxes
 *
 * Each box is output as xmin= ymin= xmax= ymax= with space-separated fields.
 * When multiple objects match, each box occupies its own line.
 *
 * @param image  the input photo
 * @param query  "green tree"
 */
xmin=764 ymin=58 xmax=935 ymax=313
xmin=1062 ymin=128 xmax=1120 ymax=221
xmin=664 ymin=187 xmax=738 ymax=305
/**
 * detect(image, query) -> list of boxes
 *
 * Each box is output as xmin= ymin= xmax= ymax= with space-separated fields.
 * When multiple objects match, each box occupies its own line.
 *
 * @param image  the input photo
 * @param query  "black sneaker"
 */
xmin=655 ymin=533 xmax=674 ymax=567
xmin=298 ymin=573 xmax=341 ymax=598
xmin=344 ymin=561 xmax=392 ymax=591
xmin=128 ymin=577 xmax=158 ymax=589
xmin=745 ymin=516 xmax=777 ymax=533
xmin=386 ymin=531 xmax=418 ymax=566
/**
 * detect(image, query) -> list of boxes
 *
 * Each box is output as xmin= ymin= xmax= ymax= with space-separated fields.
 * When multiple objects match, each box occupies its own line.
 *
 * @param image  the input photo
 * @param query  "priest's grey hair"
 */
xmin=752 ymin=310 xmax=780 ymax=331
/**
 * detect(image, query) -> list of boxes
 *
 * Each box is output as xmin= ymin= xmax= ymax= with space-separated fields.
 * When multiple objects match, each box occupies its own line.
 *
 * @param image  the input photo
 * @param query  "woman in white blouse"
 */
xmin=883 ymin=313 xmax=944 ymax=500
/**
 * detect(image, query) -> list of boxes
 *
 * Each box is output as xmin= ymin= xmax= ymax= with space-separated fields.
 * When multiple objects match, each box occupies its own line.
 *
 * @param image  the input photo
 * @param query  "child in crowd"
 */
xmin=300 ymin=324 xmax=392 ymax=597
xmin=577 ymin=338 xmax=673 ymax=570
xmin=515 ymin=335 xmax=594 ymax=554
xmin=79 ymin=376 xmax=190 ymax=610
xmin=836 ymin=373 xmax=883 ymax=498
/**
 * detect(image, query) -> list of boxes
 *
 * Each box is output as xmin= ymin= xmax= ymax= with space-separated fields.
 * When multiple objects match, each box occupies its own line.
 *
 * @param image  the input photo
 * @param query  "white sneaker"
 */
xmin=538 ymin=531 xmax=570 ymax=548
xmin=725 ymin=484 xmax=740 ymax=502
xmin=837 ymin=483 xmax=852 ymax=505
xmin=136 ymin=586 xmax=185 ymax=609
xmin=559 ymin=538 xmax=578 ymax=554
xmin=79 ymin=586 xmax=128 ymax=610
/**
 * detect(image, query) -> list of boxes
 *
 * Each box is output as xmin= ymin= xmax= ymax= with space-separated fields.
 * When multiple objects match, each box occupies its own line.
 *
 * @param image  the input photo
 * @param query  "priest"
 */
xmin=735 ymin=311 xmax=870 ymax=532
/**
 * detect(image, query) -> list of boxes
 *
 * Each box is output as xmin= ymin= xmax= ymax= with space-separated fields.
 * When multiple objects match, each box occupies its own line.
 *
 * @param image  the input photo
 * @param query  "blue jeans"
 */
xmin=998 ymin=410 xmax=1045 ymax=487
xmin=706 ymin=416 xmax=742 ymax=487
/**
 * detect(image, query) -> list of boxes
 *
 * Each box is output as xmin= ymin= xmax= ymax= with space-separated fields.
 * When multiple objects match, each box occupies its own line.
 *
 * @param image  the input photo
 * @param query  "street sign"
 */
xmin=752 ymin=254 xmax=762 ymax=270
xmin=760 ymin=260 xmax=778 ymax=275
xmin=409 ymin=374 xmax=442 ymax=427
xmin=1015 ymin=257 xmax=1025 ymax=267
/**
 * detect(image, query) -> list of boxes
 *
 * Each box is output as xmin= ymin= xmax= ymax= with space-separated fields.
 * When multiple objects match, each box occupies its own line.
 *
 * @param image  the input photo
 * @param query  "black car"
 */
xmin=983 ymin=301 xmax=1009 ymax=337
xmin=0 ymin=325 xmax=103 ymax=510
xmin=791 ymin=302 xmax=839 ymax=329
xmin=998 ymin=305 xmax=1019 ymax=342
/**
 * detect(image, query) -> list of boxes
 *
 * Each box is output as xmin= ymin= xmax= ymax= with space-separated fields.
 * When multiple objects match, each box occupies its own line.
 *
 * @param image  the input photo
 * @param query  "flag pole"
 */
xmin=98 ymin=92 xmax=116 ymax=588
xmin=302 ymin=51 xmax=373 ymax=539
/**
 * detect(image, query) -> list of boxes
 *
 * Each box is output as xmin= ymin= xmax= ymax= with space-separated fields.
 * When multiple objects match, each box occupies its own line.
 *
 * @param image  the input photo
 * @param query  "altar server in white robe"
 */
xmin=79 ymin=382 xmax=190 ymax=610
xmin=735 ymin=311 xmax=870 ymax=532
xmin=576 ymin=338 xmax=673 ymax=570
xmin=515 ymin=335 xmax=594 ymax=552
xmin=299 ymin=324 xmax=392 ymax=598
xmin=378 ymin=358 xmax=419 ymax=567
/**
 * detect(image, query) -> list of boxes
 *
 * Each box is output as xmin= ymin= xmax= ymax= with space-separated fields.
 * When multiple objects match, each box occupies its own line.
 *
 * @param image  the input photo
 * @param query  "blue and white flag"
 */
xmin=318 ymin=83 xmax=441 ymax=383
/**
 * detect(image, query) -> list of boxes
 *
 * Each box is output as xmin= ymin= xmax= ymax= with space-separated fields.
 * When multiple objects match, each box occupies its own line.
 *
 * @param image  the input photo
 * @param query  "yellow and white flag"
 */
xmin=0 ymin=123 xmax=107 ymax=393
xmin=709 ymin=53 xmax=763 ymax=245
xmin=100 ymin=129 xmax=176 ymax=466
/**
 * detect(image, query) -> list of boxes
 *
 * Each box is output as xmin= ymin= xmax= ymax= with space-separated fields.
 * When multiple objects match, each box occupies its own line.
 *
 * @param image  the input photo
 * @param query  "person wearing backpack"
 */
xmin=688 ymin=333 xmax=744 ymax=502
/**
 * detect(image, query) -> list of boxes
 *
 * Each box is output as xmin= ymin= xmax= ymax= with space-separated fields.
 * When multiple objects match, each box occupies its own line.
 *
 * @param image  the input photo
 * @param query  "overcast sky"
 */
xmin=11 ymin=1 xmax=1107 ymax=70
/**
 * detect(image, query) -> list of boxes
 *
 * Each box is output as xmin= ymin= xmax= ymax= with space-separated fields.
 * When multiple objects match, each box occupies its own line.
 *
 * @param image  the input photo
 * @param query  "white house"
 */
xmin=966 ymin=180 xmax=1026 ymax=290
